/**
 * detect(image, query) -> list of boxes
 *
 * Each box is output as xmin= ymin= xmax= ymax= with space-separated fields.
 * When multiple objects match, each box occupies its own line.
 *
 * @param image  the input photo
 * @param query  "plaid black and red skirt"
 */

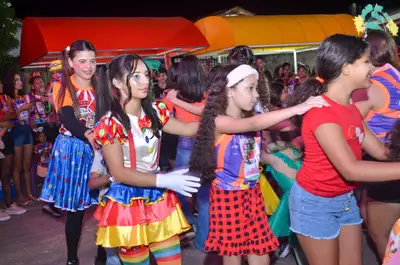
xmin=205 ymin=183 xmax=279 ymax=256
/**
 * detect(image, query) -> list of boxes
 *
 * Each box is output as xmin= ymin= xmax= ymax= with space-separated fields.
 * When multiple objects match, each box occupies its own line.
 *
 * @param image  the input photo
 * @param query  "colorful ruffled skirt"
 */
xmin=95 ymin=183 xmax=190 ymax=248
xmin=40 ymin=134 xmax=97 ymax=211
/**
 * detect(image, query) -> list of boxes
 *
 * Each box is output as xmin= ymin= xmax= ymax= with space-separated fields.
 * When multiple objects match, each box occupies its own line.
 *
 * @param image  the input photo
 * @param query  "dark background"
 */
xmin=10 ymin=0 xmax=400 ymax=21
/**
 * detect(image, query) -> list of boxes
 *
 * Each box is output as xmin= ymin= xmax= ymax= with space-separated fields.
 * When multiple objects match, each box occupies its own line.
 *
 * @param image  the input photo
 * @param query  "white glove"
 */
xmin=156 ymin=169 xmax=201 ymax=197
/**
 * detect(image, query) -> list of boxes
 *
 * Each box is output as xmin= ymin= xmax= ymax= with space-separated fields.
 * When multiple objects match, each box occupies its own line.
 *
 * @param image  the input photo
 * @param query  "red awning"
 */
xmin=20 ymin=17 xmax=209 ymax=68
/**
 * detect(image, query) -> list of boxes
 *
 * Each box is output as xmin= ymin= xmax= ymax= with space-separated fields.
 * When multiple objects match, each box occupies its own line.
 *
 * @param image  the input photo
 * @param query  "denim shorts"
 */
xmin=289 ymin=181 xmax=363 ymax=239
xmin=12 ymin=124 xmax=33 ymax=147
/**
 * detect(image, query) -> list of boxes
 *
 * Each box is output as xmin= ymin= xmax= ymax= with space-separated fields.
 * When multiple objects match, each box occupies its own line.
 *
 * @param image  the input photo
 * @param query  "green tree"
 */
xmin=0 ymin=0 xmax=19 ymax=75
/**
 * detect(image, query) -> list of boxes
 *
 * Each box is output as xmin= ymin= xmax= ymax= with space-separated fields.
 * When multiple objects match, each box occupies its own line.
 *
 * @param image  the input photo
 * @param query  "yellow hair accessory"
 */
xmin=354 ymin=4 xmax=398 ymax=36
xmin=49 ymin=60 xmax=62 ymax=72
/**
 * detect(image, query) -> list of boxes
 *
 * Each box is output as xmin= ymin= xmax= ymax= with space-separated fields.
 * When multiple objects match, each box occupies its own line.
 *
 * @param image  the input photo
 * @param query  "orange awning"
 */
xmin=194 ymin=14 xmax=359 ymax=55
xmin=20 ymin=17 xmax=209 ymax=68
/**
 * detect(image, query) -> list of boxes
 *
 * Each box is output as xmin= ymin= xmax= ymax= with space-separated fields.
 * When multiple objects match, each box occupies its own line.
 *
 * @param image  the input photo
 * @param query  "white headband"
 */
xmin=227 ymin=64 xmax=259 ymax=87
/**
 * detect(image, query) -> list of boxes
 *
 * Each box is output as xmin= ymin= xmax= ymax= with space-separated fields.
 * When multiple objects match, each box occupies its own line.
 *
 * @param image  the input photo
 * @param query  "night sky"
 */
xmin=8 ymin=0 xmax=399 ymax=69
xmin=10 ymin=0 xmax=397 ymax=21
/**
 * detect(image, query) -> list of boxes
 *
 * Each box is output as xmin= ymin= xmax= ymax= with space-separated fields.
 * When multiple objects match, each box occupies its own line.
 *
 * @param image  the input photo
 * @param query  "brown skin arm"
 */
xmin=361 ymin=122 xmax=387 ymax=161
xmin=88 ymin=172 xmax=111 ymax=190
xmin=314 ymin=123 xmax=400 ymax=182
xmin=162 ymin=117 xmax=199 ymax=137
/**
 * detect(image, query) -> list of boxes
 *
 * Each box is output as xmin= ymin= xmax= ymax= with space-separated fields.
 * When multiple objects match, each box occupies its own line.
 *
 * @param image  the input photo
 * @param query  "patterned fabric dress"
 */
xmin=93 ymin=102 xmax=190 ymax=249
xmin=205 ymin=132 xmax=279 ymax=256
xmin=13 ymin=93 xmax=35 ymax=125
xmin=384 ymin=218 xmax=400 ymax=265
xmin=40 ymin=78 xmax=97 ymax=211
xmin=266 ymin=148 xmax=302 ymax=238
xmin=31 ymin=94 xmax=52 ymax=125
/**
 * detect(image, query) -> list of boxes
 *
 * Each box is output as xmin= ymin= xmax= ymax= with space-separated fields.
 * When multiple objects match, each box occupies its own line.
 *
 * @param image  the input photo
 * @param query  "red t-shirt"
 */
xmin=297 ymin=95 xmax=364 ymax=197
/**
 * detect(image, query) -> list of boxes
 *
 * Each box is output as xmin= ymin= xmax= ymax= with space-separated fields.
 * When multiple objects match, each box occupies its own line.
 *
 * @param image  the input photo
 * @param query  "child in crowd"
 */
xmin=189 ymin=64 xmax=327 ymax=265
xmin=34 ymin=128 xmax=62 ymax=217
xmin=89 ymin=149 xmax=121 ymax=265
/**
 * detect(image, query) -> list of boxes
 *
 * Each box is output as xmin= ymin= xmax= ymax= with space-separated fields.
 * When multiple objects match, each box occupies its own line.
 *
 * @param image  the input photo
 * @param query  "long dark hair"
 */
xmin=366 ymin=30 xmax=400 ymax=71
xmin=287 ymin=34 xmax=369 ymax=126
xmin=227 ymin=45 xmax=254 ymax=65
xmin=189 ymin=64 xmax=248 ymax=182
xmin=175 ymin=55 xmax=206 ymax=103
xmin=270 ymin=81 xmax=286 ymax=108
xmin=2 ymin=72 xmax=23 ymax=98
xmin=95 ymin=54 xmax=162 ymax=137
xmin=206 ymin=64 xmax=223 ymax=89
xmin=58 ymin=40 xmax=97 ymax=117
xmin=166 ymin=65 xmax=178 ymax=89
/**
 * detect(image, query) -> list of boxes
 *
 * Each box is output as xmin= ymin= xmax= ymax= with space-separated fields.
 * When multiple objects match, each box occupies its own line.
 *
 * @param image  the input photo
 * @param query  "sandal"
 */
xmin=28 ymin=194 xmax=39 ymax=202
xmin=21 ymin=199 xmax=34 ymax=206
xmin=42 ymin=204 xmax=63 ymax=218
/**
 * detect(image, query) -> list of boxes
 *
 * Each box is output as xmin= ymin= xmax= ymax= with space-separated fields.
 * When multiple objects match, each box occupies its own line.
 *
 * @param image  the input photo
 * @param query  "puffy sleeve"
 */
xmin=160 ymin=93 xmax=174 ymax=113
xmin=154 ymin=101 xmax=170 ymax=127
xmin=93 ymin=115 xmax=128 ymax=146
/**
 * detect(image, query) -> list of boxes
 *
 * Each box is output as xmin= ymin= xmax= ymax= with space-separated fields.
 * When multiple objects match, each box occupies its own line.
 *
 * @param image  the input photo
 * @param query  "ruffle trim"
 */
xmin=95 ymin=191 xmax=181 ymax=226
xmin=99 ymin=186 xmax=168 ymax=207
xmin=204 ymin=236 xmax=279 ymax=256
xmin=96 ymin=206 xmax=190 ymax=248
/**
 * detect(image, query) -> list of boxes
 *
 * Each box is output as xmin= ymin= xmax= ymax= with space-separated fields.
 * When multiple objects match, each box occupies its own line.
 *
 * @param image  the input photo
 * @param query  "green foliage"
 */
xmin=0 ymin=55 xmax=19 ymax=79
xmin=0 ymin=0 xmax=19 ymax=74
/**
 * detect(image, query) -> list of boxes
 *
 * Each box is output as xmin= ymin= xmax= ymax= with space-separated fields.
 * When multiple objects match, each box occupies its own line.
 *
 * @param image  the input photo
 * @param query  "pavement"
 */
xmin=0 ymin=203 xmax=380 ymax=265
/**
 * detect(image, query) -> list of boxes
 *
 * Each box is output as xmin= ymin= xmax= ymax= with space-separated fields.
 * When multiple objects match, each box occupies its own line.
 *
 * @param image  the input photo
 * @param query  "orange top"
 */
xmin=162 ymin=94 xmax=206 ymax=123
xmin=53 ymin=76 xmax=96 ymax=136
xmin=52 ymin=77 xmax=93 ymax=113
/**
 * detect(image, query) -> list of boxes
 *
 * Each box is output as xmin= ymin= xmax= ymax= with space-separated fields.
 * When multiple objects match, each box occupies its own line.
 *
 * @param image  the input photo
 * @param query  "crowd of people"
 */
xmin=0 ymin=28 xmax=399 ymax=265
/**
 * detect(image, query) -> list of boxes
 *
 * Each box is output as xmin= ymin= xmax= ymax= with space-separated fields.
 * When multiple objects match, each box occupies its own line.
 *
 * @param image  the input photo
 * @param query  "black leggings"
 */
xmin=65 ymin=210 xmax=85 ymax=262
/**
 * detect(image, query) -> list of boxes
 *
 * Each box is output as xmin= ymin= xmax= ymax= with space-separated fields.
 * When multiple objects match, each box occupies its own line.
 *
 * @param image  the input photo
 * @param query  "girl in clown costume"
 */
xmin=93 ymin=54 xmax=200 ymax=265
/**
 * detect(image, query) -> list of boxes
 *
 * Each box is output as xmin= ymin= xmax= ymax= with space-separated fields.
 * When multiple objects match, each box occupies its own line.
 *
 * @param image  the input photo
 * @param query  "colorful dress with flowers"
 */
xmin=13 ymin=93 xmax=35 ymax=125
xmin=93 ymin=102 xmax=190 ymax=248
xmin=384 ymin=218 xmax=400 ymax=265
xmin=31 ymin=94 xmax=53 ymax=125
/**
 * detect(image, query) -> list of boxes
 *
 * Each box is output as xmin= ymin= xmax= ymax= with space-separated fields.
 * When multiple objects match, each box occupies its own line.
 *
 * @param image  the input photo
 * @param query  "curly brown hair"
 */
xmin=189 ymin=64 xmax=261 ymax=182
xmin=386 ymin=119 xmax=400 ymax=161
xmin=257 ymin=70 xmax=271 ymax=111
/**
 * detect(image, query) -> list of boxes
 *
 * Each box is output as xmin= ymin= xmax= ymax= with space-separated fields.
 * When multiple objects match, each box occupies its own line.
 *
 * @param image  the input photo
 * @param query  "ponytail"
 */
xmin=95 ymin=65 xmax=131 ymax=132
xmin=257 ymin=70 xmax=271 ymax=112
xmin=287 ymin=78 xmax=327 ymax=127
xmin=58 ymin=49 xmax=80 ymax=117
xmin=189 ymin=64 xmax=237 ymax=182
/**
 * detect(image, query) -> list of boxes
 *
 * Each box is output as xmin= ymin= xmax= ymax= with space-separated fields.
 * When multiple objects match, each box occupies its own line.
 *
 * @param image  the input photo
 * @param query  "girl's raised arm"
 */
xmin=162 ymin=117 xmax=199 ymax=137
xmin=215 ymin=96 xmax=328 ymax=134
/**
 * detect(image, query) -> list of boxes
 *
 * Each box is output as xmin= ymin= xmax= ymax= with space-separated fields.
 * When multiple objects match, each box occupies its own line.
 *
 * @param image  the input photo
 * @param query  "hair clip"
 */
xmin=354 ymin=4 xmax=398 ymax=37
xmin=32 ymin=72 xmax=41 ymax=78
xmin=65 ymin=46 xmax=71 ymax=52
xmin=315 ymin=77 xmax=325 ymax=83
xmin=33 ymin=127 xmax=44 ymax=133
